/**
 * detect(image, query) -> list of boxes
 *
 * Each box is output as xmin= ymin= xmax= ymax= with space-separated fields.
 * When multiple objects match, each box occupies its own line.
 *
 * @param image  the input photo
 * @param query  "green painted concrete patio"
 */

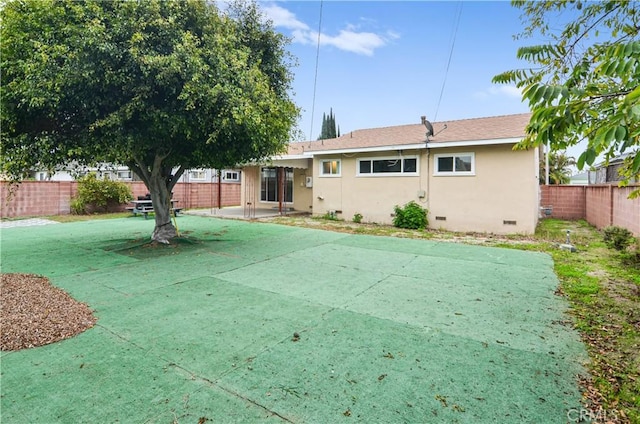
xmin=1 ymin=215 xmax=587 ymax=423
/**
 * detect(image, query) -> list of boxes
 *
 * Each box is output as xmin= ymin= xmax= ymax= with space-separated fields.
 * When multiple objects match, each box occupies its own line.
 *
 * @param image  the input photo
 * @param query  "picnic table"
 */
xmin=126 ymin=199 xmax=181 ymax=219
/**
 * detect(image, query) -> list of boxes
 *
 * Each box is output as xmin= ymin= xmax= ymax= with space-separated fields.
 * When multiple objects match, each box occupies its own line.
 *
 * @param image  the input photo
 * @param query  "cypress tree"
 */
xmin=318 ymin=108 xmax=339 ymax=140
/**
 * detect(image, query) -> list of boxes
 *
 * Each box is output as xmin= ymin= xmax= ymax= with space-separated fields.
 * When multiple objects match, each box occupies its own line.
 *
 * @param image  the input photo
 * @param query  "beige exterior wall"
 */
xmin=241 ymin=160 xmax=313 ymax=213
xmin=427 ymin=145 xmax=539 ymax=234
xmin=312 ymin=150 xmax=427 ymax=223
xmin=243 ymin=144 xmax=538 ymax=234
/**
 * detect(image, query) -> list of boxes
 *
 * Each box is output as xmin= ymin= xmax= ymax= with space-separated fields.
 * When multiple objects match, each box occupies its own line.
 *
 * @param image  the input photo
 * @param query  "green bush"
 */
xmin=320 ymin=211 xmax=341 ymax=221
xmin=71 ymin=173 xmax=133 ymax=214
xmin=393 ymin=201 xmax=428 ymax=229
xmin=603 ymin=226 xmax=634 ymax=251
xmin=352 ymin=213 xmax=363 ymax=223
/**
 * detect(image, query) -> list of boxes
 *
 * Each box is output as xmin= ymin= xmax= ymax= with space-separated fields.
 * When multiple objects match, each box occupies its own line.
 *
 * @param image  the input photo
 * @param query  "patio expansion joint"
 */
xmin=93 ymin=320 xmax=296 ymax=421
xmin=166 ymin=360 xmax=296 ymax=423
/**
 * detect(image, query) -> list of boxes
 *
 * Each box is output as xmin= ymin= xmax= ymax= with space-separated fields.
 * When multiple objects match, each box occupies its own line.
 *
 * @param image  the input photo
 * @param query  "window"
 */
xmin=189 ymin=170 xmax=206 ymax=180
xmin=357 ymin=157 xmax=418 ymax=176
xmin=222 ymin=170 xmax=240 ymax=182
xmin=117 ymin=170 xmax=132 ymax=180
xmin=320 ymin=159 xmax=341 ymax=176
xmin=260 ymin=167 xmax=293 ymax=203
xmin=434 ymin=153 xmax=474 ymax=175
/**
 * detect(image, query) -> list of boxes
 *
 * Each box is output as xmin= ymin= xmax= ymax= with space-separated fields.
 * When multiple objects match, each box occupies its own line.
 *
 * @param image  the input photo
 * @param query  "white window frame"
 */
xmin=222 ymin=170 xmax=241 ymax=182
xmin=319 ymin=159 xmax=341 ymax=177
xmin=117 ymin=170 xmax=132 ymax=180
xmin=356 ymin=156 xmax=419 ymax=177
xmin=433 ymin=153 xmax=475 ymax=176
xmin=189 ymin=169 xmax=207 ymax=181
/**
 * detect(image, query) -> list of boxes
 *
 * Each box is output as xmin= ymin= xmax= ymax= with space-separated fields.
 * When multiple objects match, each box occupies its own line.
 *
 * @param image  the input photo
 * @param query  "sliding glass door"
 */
xmin=260 ymin=167 xmax=293 ymax=203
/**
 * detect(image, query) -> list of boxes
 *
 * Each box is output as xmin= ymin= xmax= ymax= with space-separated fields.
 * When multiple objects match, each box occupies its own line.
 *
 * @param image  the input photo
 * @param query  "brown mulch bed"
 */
xmin=1 ymin=273 xmax=97 ymax=351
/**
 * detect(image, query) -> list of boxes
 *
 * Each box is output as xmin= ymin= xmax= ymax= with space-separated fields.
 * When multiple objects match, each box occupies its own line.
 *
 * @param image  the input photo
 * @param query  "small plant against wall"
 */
xmin=352 ymin=213 xmax=363 ymax=223
xmin=393 ymin=201 xmax=428 ymax=230
xmin=71 ymin=173 xmax=133 ymax=214
xmin=603 ymin=226 xmax=634 ymax=251
xmin=320 ymin=210 xmax=341 ymax=221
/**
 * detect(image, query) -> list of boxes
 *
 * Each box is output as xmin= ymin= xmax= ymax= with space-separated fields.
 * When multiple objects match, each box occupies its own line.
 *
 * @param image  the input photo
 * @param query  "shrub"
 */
xmin=318 ymin=211 xmax=341 ymax=221
xmin=71 ymin=173 xmax=133 ymax=214
xmin=603 ymin=226 xmax=634 ymax=251
xmin=393 ymin=201 xmax=428 ymax=229
xmin=353 ymin=213 xmax=363 ymax=223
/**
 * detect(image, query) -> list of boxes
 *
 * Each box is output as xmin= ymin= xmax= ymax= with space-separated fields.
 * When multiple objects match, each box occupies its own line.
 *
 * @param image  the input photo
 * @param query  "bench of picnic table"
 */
xmin=127 ymin=200 xmax=181 ymax=219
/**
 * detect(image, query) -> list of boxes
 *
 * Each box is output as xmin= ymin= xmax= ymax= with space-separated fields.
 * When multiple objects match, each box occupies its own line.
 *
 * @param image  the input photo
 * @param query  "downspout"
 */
xmin=545 ymin=142 xmax=550 ymax=185
xmin=425 ymin=142 xmax=430 ymax=210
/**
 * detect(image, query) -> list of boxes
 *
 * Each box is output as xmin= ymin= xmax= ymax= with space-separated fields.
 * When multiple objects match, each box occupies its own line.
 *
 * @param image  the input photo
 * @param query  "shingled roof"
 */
xmin=286 ymin=113 xmax=531 ymax=155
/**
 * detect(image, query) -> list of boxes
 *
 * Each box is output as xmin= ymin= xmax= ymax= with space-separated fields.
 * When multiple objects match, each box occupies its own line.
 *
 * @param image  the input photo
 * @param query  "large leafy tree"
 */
xmin=493 ymin=1 xmax=639 ymax=196
xmin=1 ymin=0 xmax=298 ymax=242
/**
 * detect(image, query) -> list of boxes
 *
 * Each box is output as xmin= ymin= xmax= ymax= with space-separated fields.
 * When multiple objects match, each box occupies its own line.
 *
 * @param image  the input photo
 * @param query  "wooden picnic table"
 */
xmin=126 ymin=199 xmax=181 ymax=219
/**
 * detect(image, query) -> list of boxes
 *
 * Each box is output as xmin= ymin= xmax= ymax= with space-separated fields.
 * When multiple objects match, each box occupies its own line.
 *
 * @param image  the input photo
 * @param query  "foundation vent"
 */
xmin=503 ymin=220 xmax=517 ymax=225
xmin=435 ymin=216 xmax=446 ymax=221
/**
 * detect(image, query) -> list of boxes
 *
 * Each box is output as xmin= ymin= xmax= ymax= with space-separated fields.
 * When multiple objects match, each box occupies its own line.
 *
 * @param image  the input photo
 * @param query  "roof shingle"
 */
xmin=288 ymin=113 xmax=531 ymax=154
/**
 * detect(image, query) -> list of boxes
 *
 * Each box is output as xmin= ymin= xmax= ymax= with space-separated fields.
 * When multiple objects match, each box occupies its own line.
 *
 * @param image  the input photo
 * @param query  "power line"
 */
xmin=308 ymin=0 xmax=323 ymax=143
xmin=433 ymin=1 xmax=463 ymax=122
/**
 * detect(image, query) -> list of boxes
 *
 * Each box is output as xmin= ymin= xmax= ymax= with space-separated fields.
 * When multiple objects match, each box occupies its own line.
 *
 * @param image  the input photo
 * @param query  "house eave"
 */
xmin=426 ymin=137 xmax=522 ymax=149
xmin=303 ymin=143 xmax=427 ymax=156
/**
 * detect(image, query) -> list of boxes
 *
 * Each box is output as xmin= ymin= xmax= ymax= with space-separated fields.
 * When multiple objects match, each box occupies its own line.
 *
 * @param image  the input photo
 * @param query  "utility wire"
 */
xmin=308 ymin=0 xmax=323 ymax=144
xmin=433 ymin=1 xmax=463 ymax=122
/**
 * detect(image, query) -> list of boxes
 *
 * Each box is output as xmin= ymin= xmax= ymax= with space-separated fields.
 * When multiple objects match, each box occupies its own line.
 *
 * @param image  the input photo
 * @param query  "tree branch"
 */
xmin=169 ymin=165 xmax=187 ymax=191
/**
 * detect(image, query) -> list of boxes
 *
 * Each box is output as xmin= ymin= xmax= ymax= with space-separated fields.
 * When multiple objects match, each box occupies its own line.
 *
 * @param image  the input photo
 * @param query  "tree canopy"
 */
xmin=493 ymin=0 xmax=639 ymax=196
xmin=1 ymin=0 xmax=299 ymax=241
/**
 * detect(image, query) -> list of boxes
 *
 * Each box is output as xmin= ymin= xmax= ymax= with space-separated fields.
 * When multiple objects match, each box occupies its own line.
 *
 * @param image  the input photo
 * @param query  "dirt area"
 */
xmin=263 ymin=215 xmax=539 ymax=245
xmin=0 ymin=273 xmax=97 ymax=351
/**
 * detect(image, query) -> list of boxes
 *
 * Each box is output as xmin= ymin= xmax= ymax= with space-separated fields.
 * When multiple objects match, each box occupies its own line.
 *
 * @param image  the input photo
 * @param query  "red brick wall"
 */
xmin=540 ymin=184 xmax=640 ymax=236
xmin=0 ymin=181 xmax=240 ymax=218
xmin=585 ymin=185 xmax=614 ymax=231
xmin=539 ymin=185 xmax=586 ymax=219
xmin=611 ymin=185 xmax=640 ymax=236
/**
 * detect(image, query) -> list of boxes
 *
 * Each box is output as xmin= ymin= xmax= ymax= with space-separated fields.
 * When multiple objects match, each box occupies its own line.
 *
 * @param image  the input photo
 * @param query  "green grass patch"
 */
xmin=47 ymin=212 xmax=132 ymax=223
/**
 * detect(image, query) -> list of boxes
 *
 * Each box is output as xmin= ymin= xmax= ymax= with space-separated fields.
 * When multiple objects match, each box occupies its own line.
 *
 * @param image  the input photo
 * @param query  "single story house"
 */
xmin=241 ymin=113 xmax=539 ymax=234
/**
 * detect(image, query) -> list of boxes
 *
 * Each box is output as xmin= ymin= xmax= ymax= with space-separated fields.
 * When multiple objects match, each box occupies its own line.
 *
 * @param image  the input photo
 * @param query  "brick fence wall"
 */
xmin=539 ymin=185 xmax=586 ymax=220
xmin=0 ymin=181 xmax=241 ymax=218
xmin=540 ymin=184 xmax=640 ymax=235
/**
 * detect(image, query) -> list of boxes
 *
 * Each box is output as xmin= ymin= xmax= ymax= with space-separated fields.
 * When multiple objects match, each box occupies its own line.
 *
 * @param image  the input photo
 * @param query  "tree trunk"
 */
xmin=128 ymin=155 xmax=185 ymax=244
xmin=149 ymin=172 xmax=177 ymax=244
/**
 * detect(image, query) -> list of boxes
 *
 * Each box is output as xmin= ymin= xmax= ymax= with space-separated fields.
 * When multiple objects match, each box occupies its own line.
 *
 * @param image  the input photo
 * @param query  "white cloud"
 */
xmin=262 ymin=4 xmax=309 ymax=31
xmin=262 ymin=3 xmax=395 ymax=56
xmin=474 ymin=84 xmax=522 ymax=99
xmin=315 ymin=30 xmax=387 ymax=56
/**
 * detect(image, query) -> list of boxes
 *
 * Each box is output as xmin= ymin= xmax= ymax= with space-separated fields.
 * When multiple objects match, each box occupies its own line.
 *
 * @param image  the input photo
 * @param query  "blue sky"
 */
xmin=257 ymin=1 xmax=533 ymax=142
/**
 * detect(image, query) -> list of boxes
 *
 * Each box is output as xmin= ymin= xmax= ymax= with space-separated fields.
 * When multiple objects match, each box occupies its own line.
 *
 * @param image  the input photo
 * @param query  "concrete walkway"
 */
xmin=0 ymin=218 xmax=60 ymax=229
xmin=1 ymin=215 xmax=587 ymax=423
xmin=183 ymin=206 xmax=307 ymax=220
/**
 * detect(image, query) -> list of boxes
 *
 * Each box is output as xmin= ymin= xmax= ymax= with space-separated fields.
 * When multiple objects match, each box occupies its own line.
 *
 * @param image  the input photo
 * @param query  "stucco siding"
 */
xmin=428 ymin=145 xmax=538 ymax=234
xmin=241 ymin=161 xmax=313 ymax=213
xmin=313 ymin=151 xmax=427 ymax=223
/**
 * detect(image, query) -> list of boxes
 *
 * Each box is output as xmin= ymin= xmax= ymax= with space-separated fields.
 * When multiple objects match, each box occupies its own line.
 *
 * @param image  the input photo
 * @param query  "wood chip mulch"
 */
xmin=1 ymin=273 xmax=97 ymax=351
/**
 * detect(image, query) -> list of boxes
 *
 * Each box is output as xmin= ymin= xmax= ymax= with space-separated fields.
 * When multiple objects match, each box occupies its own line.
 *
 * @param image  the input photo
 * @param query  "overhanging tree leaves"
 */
xmin=1 ymin=0 xmax=298 ymax=242
xmin=493 ymin=0 xmax=640 ymax=197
